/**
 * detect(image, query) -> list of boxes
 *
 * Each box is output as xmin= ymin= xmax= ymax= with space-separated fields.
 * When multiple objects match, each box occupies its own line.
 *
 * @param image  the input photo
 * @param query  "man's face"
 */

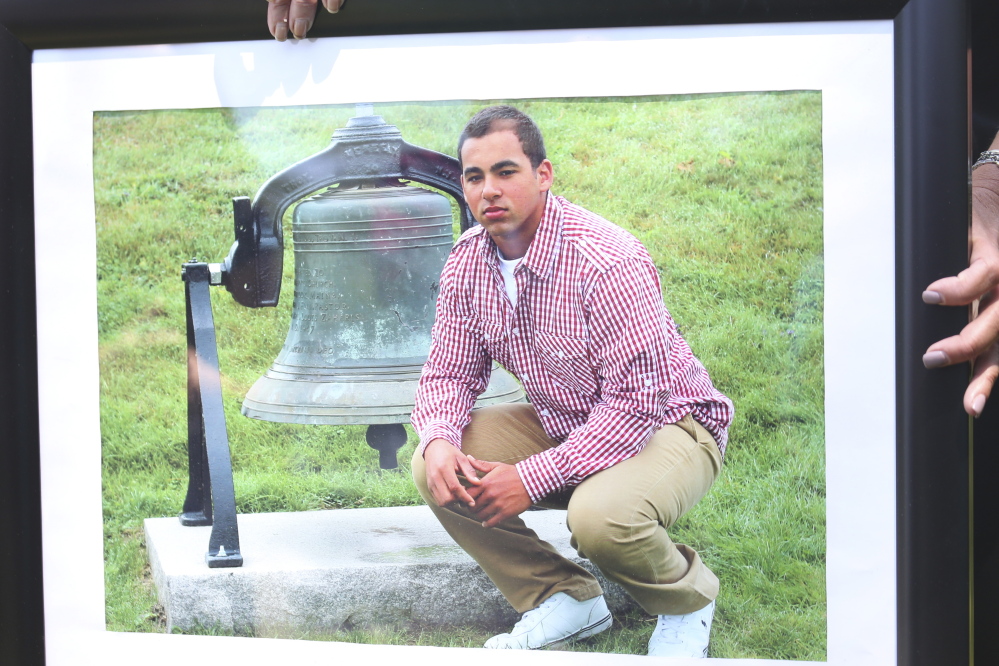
xmin=460 ymin=128 xmax=553 ymax=259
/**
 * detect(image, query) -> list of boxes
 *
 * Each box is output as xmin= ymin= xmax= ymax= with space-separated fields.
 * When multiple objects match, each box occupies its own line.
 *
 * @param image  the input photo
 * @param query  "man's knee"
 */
xmin=568 ymin=493 xmax=690 ymax=587
xmin=567 ymin=491 xmax=652 ymax=564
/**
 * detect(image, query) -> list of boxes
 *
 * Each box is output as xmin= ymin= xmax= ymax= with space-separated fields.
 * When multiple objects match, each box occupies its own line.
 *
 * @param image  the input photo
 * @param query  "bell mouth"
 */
xmin=263 ymin=359 xmax=427 ymax=382
xmin=241 ymin=361 xmax=524 ymax=426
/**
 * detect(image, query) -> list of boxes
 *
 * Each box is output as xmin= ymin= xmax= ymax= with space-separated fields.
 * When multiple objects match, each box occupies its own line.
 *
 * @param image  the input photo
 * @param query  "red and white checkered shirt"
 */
xmin=411 ymin=194 xmax=734 ymax=502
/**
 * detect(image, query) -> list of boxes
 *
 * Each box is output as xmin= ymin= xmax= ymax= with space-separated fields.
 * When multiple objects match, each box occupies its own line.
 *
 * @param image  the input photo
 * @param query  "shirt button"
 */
xmin=644 ymin=378 xmax=653 ymax=387
xmin=558 ymin=350 xmax=565 ymax=359
xmin=512 ymin=328 xmax=519 ymax=336
xmin=540 ymin=409 xmax=550 ymax=417
xmin=521 ymin=374 xmax=529 ymax=383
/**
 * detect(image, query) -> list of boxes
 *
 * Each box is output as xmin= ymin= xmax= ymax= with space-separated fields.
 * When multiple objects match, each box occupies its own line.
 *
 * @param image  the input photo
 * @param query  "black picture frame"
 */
xmin=0 ymin=1 xmax=974 ymax=664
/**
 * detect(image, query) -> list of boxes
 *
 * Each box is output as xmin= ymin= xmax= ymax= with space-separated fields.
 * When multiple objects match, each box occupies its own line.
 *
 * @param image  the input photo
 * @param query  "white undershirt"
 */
xmin=496 ymin=248 xmax=521 ymax=308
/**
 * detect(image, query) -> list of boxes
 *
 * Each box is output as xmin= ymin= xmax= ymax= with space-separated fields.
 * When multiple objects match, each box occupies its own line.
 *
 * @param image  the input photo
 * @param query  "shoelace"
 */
xmin=653 ymin=615 xmax=701 ymax=644
xmin=511 ymin=595 xmax=562 ymax=632
xmin=653 ymin=625 xmax=685 ymax=644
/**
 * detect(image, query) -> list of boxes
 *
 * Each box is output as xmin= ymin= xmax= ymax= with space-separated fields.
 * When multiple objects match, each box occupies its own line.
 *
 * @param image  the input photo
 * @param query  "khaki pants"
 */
xmin=411 ymin=403 xmax=723 ymax=616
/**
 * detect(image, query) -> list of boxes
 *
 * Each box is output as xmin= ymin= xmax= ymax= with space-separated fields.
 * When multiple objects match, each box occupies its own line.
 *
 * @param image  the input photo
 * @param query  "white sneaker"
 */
xmin=484 ymin=592 xmax=612 ymax=649
xmin=647 ymin=600 xmax=715 ymax=658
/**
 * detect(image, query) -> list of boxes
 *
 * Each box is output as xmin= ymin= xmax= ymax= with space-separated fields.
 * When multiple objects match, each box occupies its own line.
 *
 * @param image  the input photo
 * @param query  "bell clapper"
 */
xmin=365 ymin=423 xmax=408 ymax=470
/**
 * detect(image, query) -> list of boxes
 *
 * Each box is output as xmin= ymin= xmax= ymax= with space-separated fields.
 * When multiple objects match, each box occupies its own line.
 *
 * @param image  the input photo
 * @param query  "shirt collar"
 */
xmin=521 ymin=194 xmax=562 ymax=280
xmin=475 ymin=193 xmax=563 ymax=280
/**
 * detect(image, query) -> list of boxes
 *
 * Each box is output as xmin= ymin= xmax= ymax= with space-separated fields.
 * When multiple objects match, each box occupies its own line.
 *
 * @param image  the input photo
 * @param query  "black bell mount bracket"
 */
xmin=179 ymin=112 xmax=469 ymax=567
xmin=222 ymin=113 xmax=473 ymax=309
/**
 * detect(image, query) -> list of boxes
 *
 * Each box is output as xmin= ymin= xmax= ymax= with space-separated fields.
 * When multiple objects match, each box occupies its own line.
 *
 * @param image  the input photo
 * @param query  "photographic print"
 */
xmin=94 ymin=92 xmax=824 ymax=660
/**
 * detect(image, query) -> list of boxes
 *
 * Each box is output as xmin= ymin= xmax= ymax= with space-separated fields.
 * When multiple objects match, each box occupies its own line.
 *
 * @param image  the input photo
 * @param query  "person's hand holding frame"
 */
xmin=922 ymin=134 xmax=999 ymax=417
xmin=266 ymin=0 xmax=347 ymax=41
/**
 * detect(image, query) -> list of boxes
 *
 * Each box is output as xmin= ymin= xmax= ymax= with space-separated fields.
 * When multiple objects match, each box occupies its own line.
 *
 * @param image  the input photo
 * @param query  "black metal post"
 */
xmin=180 ymin=271 xmax=213 ymax=527
xmin=181 ymin=263 xmax=243 ymax=567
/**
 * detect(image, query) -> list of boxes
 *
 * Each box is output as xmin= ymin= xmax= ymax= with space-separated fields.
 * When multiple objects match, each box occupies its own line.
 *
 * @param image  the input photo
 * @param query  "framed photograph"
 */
xmin=0 ymin=1 xmax=972 ymax=665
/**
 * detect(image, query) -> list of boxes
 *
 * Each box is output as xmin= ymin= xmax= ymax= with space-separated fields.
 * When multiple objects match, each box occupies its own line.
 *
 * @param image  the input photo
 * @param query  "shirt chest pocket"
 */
xmin=534 ymin=330 xmax=599 ymax=397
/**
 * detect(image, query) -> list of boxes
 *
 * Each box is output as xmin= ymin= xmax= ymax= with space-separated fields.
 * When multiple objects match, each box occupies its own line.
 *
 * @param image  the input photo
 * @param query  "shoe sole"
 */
xmin=533 ymin=612 xmax=613 ymax=650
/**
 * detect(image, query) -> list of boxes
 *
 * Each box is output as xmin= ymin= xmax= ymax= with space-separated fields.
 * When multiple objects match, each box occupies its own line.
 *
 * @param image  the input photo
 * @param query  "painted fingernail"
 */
xmin=922 ymin=290 xmax=944 ymax=305
xmin=275 ymin=20 xmax=288 ymax=42
xmin=922 ymin=350 xmax=950 ymax=368
xmin=293 ymin=18 xmax=311 ymax=39
xmin=973 ymin=395 xmax=987 ymax=417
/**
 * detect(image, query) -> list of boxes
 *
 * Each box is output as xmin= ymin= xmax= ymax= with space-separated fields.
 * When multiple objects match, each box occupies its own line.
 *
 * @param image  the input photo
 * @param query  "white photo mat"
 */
xmin=32 ymin=22 xmax=895 ymax=665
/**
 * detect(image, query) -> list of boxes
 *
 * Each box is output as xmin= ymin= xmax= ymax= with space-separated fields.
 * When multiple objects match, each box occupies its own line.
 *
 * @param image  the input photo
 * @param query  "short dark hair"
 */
xmin=457 ymin=105 xmax=547 ymax=169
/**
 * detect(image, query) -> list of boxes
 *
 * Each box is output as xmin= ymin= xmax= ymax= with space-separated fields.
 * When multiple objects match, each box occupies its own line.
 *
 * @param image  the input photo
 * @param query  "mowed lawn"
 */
xmin=95 ymin=92 xmax=824 ymax=660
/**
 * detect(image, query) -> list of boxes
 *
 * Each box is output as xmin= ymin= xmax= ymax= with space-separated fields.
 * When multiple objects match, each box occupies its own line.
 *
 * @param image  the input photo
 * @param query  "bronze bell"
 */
xmin=177 ymin=111 xmax=525 ymax=568
xmin=238 ymin=112 xmax=523 ymax=466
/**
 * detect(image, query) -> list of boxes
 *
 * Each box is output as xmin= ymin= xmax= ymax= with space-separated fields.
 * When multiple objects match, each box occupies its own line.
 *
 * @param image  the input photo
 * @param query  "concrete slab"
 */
xmin=144 ymin=505 xmax=637 ymax=636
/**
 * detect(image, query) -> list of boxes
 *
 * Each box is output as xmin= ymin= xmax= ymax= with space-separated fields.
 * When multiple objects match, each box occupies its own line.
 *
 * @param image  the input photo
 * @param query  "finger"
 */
xmin=428 ymin=476 xmax=454 ymax=508
xmin=467 ymin=456 xmax=497 ymax=473
xmin=322 ymin=0 xmax=346 ymax=12
xmin=434 ymin=484 xmax=474 ymax=508
xmin=925 ymin=298 xmax=999 ymax=367
xmin=924 ymin=257 xmax=999 ymax=306
xmin=467 ymin=483 xmax=496 ymax=515
xmin=481 ymin=504 xmax=514 ymax=528
xmin=266 ymin=0 xmax=291 ymax=41
xmin=470 ymin=498 xmax=499 ymax=524
xmin=428 ymin=467 xmax=465 ymax=507
xmin=455 ymin=455 xmax=483 ymax=485
xmin=287 ymin=0 xmax=319 ymax=39
xmin=966 ymin=343 xmax=999 ymax=416
xmin=445 ymin=474 xmax=477 ymax=506
xmin=483 ymin=514 xmax=507 ymax=528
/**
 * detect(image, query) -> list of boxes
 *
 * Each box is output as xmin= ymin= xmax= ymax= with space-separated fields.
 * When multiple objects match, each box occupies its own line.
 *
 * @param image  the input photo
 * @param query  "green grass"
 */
xmin=95 ymin=92 xmax=825 ymax=659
